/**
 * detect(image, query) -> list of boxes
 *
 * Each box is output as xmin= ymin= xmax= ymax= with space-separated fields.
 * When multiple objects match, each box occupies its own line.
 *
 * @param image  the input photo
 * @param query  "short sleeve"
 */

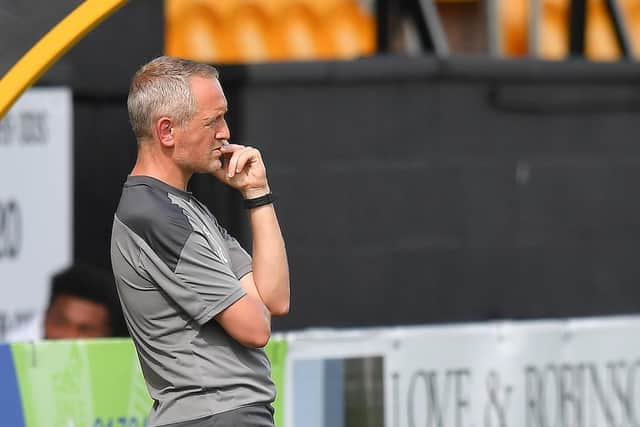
xmin=140 ymin=229 xmax=246 ymax=326
xmin=194 ymin=199 xmax=253 ymax=279
xmin=217 ymin=225 xmax=252 ymax=279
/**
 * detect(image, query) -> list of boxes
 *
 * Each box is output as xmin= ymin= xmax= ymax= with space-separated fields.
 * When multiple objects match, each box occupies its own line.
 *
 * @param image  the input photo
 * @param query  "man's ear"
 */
xmin=155 ymin=117 xmax=174 ymax=147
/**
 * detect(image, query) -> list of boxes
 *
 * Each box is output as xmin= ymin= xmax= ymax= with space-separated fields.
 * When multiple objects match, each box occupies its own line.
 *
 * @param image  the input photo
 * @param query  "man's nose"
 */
xmin=216 ymin=122 xmax=230 ymax=140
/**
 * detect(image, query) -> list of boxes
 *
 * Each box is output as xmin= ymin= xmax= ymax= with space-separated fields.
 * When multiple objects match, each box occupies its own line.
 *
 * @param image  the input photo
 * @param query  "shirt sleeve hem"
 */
xmin=195 ymin=287 xmax=247 ymax=325
xmin=233 ymin=262 xmax=253 ymax=280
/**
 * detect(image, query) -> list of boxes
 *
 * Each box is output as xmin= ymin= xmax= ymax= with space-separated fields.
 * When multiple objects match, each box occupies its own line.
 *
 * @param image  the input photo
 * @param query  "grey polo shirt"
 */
xmin=110 ymin=175 xmax=275 ymax=427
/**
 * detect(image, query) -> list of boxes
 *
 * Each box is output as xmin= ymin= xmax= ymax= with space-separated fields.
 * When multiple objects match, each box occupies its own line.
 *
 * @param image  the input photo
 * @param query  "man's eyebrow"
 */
xmin=202 ymin=110 xmax=227 ymax=123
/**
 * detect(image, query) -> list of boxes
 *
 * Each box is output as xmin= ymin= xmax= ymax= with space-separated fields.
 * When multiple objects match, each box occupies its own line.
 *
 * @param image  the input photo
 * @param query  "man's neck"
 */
xmin=131 ymin=144 xmax=191 ymax=191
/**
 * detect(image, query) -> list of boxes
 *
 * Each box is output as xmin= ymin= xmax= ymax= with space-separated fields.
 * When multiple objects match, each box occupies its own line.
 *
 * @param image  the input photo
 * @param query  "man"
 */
xmin=6 ymin=263 xmax=124 ymax=341
xmin=110 ymin=56 xmax=290 ymax=427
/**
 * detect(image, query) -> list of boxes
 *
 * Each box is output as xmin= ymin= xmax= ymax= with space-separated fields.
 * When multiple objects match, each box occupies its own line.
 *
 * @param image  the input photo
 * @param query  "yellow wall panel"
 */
xmin=165 ymin=0 xmax=375 ymax=63
xmin=500 ymin=0 xmax=640 ymax=61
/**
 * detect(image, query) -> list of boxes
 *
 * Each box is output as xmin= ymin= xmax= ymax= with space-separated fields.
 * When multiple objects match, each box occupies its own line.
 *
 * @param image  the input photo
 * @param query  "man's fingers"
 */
xmin=227 ymin=147 xmax=258 ymax=178
xmin=226 ymin=151 xmax=239 ymax=178
xmin=234 ymin=147 xmax=258 ymax=174
xmin=219 ymin=143 xmax=243 ymax=153
xmin=221 ymin=144 xmax=245 ymax=178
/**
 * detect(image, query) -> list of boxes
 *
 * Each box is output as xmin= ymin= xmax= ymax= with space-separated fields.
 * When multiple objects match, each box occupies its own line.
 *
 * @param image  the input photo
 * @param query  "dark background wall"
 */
xmin=40 ymin=1 xmax=640 ymax=331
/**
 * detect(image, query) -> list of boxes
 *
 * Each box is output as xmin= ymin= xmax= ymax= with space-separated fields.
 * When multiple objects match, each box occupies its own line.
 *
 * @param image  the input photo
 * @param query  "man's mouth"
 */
xmin=211 ymin=140 xmax=229 ymax=153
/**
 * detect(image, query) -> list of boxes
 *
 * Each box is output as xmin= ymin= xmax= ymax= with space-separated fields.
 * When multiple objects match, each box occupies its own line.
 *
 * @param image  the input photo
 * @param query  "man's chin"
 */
xmin=203 ymin=159 xmax=223 ymax=174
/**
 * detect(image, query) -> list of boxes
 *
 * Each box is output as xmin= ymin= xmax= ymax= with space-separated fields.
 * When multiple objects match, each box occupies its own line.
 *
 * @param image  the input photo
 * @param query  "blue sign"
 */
xmin=0 ymin=344 xmax=25 ymax=427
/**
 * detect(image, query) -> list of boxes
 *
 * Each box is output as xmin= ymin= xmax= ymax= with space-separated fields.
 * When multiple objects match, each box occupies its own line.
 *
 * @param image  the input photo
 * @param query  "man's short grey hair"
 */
xmin=127 ymin=56 xmax=219 ymax=140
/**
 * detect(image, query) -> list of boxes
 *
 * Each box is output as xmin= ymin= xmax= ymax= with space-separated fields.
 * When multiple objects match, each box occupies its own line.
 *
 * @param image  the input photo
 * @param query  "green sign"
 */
xmin=10 ymin=338 xmax=288 ymax=427
xmin=265 ymin=339 xmax=288 ymax=427
xmin=12 ymin=339 xmax=151 ymax=427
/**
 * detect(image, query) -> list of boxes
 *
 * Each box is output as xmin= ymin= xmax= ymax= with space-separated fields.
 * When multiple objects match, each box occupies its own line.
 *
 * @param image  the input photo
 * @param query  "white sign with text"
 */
xmin=0 ymin=87 xmax=72 ymax=339
xmin=284 ymin=317 xmax=640 ymax=427
xmin=384 ymin=318 xmax=640 ymax=427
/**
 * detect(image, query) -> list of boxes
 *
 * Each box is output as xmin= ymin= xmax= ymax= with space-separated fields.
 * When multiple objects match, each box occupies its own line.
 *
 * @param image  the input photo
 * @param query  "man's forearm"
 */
xmin=248 ymin=203 xmax=290 ymax=315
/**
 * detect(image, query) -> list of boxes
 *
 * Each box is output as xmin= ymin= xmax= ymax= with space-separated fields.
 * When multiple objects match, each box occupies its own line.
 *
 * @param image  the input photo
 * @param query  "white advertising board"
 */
xmin=285 ymin=317 xmax=640 ymax=427
xmin=0 ymin=87 xmax=72 ymax=339
xmin=385 ymin=318 xmax=640 ymax=427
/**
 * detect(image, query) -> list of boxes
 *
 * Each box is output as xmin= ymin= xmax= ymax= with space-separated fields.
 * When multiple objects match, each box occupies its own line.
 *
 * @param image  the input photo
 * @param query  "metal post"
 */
xmin=486 ymin=0 xmax=501 ymax=56
xmin=604 ymin=0 xmax=632 ymax=59
xmin=529 ymin=0 xmax=540 ymax=56
xmin=569 ymin=0 xmax=587 ymax=57
xmin=376 ymin=0 xmax=392 ymax=53
xmin=415 ymin=0 xmax=450 ymax=55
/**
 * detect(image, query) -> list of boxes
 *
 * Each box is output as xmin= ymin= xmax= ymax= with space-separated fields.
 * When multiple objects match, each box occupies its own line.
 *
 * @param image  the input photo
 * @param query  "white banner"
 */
xmin=385 ymin=318 xmax=640 ymax=427
xmin=0 ymin=87 xmax=72 ymax=339
xmin=284 ymin=317 xmax=640 ymax=427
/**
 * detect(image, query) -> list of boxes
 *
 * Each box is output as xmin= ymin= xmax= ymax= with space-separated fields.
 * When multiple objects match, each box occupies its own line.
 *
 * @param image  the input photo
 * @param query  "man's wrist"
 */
xmin=241 ymin=186 xmax=270 ymax=200
xmin=243 ymin=193 xmax=276 ymax=209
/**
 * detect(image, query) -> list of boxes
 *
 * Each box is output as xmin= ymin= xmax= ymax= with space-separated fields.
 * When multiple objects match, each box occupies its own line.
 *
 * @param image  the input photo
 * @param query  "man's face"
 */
xmin=173 ymin=76 xmax=230 ymax=174
xmin=44 ymin=294 xmax=111 ymax=339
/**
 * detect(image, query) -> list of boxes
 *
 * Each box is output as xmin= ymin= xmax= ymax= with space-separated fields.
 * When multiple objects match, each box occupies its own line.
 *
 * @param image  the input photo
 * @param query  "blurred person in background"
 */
xmin=5 ymin=263 xmax=126 ymax=341
xmin=111 ymin=56 xmax=289 ymax=427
